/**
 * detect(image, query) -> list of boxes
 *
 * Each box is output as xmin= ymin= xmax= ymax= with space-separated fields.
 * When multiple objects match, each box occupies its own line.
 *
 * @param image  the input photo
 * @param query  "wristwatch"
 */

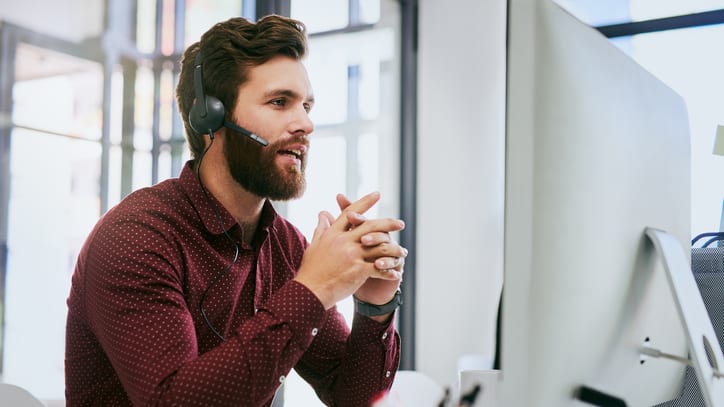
xmin=353 ymin=289 xmax=402 ymax=317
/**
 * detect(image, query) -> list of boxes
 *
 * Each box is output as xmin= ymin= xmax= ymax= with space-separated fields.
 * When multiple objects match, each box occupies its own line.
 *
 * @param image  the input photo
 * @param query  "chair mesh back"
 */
xmin=655 ymin=247 xmax=724 ymax=407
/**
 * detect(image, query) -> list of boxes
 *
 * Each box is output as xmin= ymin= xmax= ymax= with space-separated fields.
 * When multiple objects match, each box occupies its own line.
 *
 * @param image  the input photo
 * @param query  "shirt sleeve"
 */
xmin=294 ymin=305 xmax=401 ymax=407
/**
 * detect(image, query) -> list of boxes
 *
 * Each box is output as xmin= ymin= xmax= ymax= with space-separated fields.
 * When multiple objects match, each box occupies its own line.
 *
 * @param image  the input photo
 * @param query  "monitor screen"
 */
xmin=501 ymin=1 xmax=694 ymax=405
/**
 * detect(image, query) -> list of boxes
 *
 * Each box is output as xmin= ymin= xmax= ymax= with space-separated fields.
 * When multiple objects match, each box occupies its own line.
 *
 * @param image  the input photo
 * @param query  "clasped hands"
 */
xmin=294 ymin=191 xmax=407 ymax=311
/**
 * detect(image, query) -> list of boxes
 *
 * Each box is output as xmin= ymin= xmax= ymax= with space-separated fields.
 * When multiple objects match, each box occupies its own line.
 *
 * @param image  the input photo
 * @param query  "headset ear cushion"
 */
xmin=190 ymin=95 xmax=225 ymax=134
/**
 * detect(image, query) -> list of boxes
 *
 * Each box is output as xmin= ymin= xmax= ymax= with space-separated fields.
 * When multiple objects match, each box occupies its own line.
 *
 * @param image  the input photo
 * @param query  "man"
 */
xmin=65 ymin=15 xmax=406 ymax=406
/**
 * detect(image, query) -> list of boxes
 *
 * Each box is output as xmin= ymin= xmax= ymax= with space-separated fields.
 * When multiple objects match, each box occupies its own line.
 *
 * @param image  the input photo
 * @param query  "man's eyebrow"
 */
xmin=263 ymin=89 xmax=315 ymax=104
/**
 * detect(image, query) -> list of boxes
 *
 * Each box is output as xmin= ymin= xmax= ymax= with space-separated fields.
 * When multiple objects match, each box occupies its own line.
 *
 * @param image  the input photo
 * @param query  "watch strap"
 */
xmin=353 ymin=289 xmax=402 ymax=317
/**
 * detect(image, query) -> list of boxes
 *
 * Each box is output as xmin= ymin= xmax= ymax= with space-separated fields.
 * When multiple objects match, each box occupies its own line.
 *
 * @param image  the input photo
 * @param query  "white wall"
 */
xmin=417 ymin=0 xmax=507 ymax=391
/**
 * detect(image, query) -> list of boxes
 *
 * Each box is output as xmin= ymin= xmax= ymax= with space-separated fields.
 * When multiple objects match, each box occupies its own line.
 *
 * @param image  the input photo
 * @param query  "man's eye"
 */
xmin=270 ymin=98 xmax=286 ymax=107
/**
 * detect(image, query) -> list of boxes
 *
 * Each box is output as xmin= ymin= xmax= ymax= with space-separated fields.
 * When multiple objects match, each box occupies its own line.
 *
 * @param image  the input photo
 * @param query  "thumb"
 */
xmin=336 ymin=193 xmax=352 ymax=211
xmin=311 ymin=211 xmax=333 ymax=243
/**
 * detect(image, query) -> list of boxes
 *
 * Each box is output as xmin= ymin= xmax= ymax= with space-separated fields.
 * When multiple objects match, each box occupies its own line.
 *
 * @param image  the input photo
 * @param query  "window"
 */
xmin=281 ymin=1 xmax=401 ymax=404
xmin=617 ymin=24 xmax=724 ymax=236
xmin=4 ymin=41 xmax=104 ymax=401
xmin=0 ymin=1 xmax=246 ymax=401
xmin=557 ymin=0 xmax=724 ymax=237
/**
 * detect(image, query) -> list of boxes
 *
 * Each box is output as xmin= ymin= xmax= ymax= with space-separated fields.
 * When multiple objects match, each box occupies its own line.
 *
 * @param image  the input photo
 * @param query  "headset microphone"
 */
xmin=223 ymin=120 xmax=269 ymax=146
xmin=188 ymin=52 xmax=269 ymax=146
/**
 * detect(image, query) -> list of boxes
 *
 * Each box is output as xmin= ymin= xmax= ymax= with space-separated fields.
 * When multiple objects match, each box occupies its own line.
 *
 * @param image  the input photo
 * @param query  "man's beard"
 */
xmin=223 ymin=128 xmax=307 ymax=201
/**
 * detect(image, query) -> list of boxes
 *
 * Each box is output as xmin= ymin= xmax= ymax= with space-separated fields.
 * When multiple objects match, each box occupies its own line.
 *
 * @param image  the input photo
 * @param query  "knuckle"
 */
xmin=379 ymin=244 xmax=392 ymax=256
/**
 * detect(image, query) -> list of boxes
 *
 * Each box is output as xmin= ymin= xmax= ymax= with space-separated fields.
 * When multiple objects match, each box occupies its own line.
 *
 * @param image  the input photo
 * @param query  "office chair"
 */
xmin=655 ymin=232 xmax=724 ymax=406
xmin=0 ymin=383 xmax=45 ymax=406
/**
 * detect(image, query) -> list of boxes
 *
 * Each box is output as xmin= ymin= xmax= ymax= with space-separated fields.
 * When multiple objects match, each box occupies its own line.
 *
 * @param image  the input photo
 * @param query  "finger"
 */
xmin=362 ymin=242 xmax=408 ymax=264
xmin=320 ymin=210 xmax=335 ymax=226
xmin=368 ymin=268 xmax=403 ymax=281
xmin=336 ymin=193 xmax=353 ymax=211
xmin=346 ymin=212 xmax=367 ymax=229
xmin=374 ymin=256 xmax=406 ymax=271
xmin=330 ymin=191 xmax=380 ymax=232
xmin=311 ymin=211 xmax=333 ymax=243
xmin=360 ymin=231 xmax=391 ymax=246
xmin=347 ymin=217 xmax=405 ymax=239
xmin=364 ymin=242 xmax=396 ymax=261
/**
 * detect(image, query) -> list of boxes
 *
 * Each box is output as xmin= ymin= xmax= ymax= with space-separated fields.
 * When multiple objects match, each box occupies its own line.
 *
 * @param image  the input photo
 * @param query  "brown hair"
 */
xmin=176 ymin=15 xmax=308 ymax=159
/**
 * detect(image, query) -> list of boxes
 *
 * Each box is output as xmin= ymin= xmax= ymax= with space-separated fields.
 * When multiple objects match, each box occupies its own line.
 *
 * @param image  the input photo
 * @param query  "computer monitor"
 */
xmin=501 ymin=1 xmax=724 ymax=406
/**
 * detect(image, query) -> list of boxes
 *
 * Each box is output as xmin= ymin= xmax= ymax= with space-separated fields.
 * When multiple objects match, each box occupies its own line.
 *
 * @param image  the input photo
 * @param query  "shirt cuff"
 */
xmin=350 ymin=311 xmax=400 ymax=390
xmin=258 ymin=280 xmax=328 ymax=349
xmin=349 ymin=310 xmax=397 ymax=348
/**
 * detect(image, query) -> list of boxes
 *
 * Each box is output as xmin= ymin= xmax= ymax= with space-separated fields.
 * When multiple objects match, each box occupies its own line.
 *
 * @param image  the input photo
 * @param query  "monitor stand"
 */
xmin=640 ymin=228 xmax=724 ymax=407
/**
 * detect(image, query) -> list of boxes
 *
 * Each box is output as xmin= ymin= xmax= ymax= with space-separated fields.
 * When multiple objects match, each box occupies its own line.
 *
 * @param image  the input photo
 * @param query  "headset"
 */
xmin=189 ymin=52 xmax=268 ymax=146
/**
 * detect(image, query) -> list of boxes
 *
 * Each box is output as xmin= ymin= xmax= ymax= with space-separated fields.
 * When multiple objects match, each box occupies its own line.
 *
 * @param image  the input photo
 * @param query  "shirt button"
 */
xmin=279 ymin=375 xmax=286 ymax=383
xmin=311 ymin=328 xmax=318 ymax=336
xmin=382 ymin=332 xmax=388 ymax=340
xmin=385 ymin=371 xmax=391 ymax=378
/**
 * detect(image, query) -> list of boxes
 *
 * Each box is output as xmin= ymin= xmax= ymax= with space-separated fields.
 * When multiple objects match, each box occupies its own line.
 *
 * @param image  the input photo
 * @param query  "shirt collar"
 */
xmin=179 ymin=160 xmax=279 ymax=236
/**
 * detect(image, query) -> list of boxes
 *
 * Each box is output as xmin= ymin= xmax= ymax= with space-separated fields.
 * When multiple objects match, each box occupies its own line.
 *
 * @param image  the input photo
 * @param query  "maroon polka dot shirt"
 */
xmin=65 ymin=161 xmax=400 ymax=406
